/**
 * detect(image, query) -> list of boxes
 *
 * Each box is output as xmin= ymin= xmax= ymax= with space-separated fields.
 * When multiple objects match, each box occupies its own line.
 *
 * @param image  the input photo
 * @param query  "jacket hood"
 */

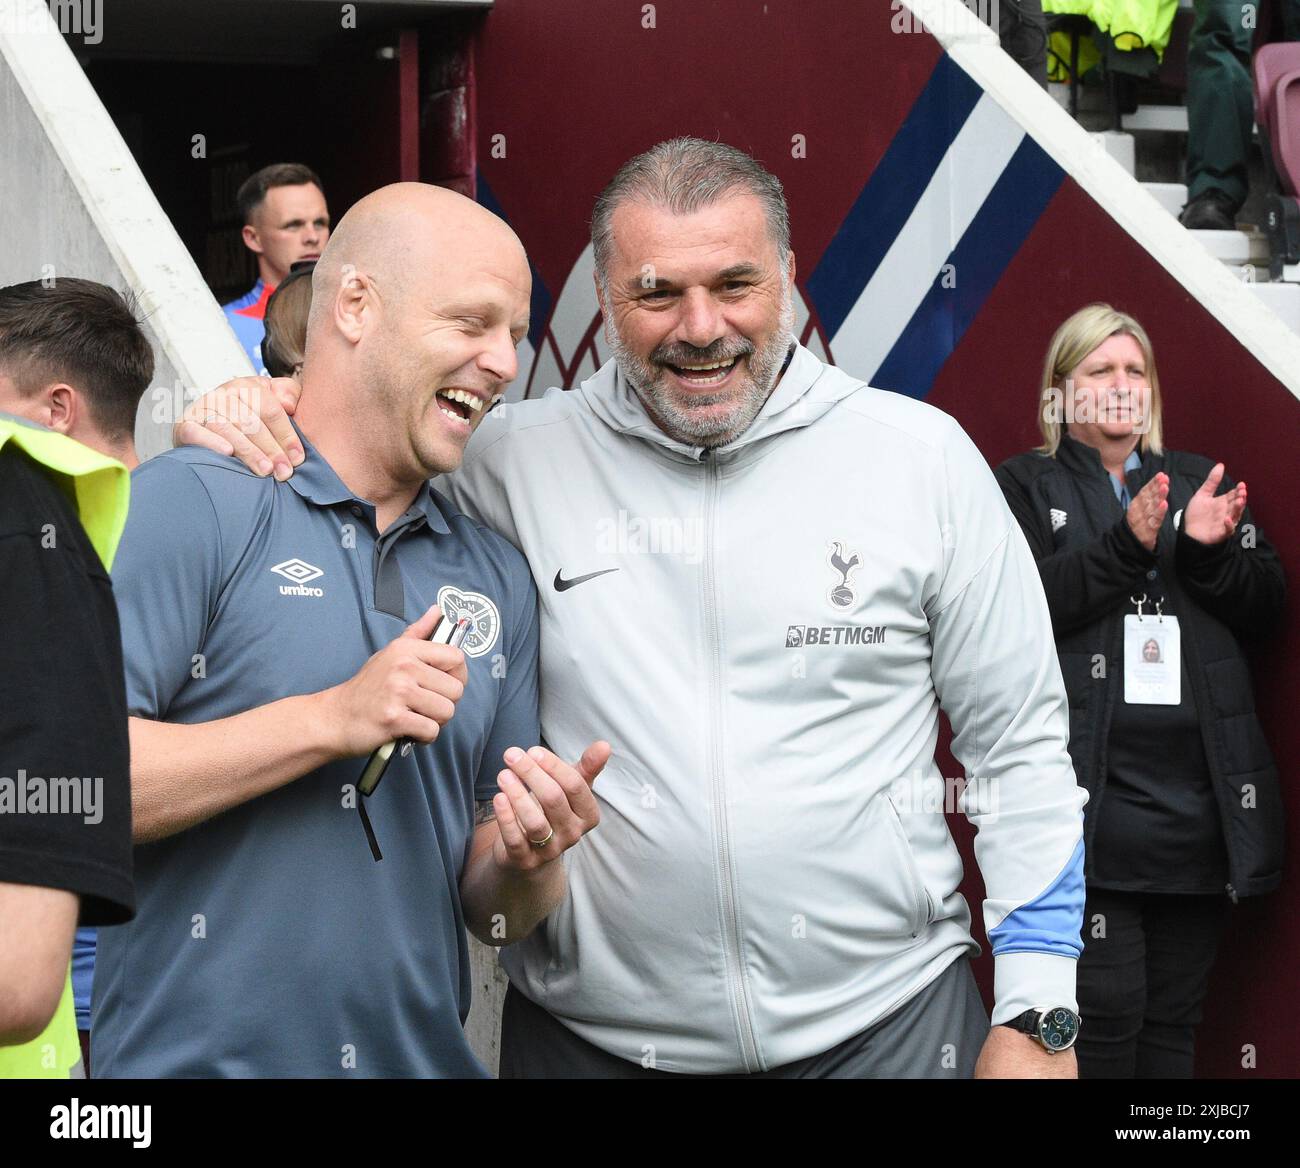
xmin=575 ymin=343 xmax=864 ymax=460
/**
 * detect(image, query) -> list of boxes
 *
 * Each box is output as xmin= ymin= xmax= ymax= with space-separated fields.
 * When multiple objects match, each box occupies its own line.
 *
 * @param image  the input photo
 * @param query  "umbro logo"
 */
xmin=1050 ymin=508 xmax=1068 ymax=532
xmin=272 ymin=558 xmax=325 ymax=597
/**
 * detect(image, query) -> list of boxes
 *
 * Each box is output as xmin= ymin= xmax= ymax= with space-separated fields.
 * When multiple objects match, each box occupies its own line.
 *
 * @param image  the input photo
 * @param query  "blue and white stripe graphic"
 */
xmin=808 ymin=54 xmax=1065 ymax=398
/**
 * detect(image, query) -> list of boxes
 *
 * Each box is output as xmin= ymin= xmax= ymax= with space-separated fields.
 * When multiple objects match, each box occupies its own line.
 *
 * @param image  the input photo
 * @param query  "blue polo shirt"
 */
xmin=221 ymin=279 xmax=271 ymax=372
xmin=1110 ymin=448 xmax=1143 ymax=508
xmin=91 ymin=427 xmax=539 ymax=1078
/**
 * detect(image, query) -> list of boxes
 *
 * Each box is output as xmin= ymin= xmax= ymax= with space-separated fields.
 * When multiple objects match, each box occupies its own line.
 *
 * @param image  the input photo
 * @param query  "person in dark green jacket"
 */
xmin=1182 ymin=1 xmax=1300 ymax=228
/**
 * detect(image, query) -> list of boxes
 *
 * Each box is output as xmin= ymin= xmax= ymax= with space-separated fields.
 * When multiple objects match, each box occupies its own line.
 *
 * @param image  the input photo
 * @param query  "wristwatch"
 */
xmin=1005 ymin=1006 xmax=1080 ymax=1053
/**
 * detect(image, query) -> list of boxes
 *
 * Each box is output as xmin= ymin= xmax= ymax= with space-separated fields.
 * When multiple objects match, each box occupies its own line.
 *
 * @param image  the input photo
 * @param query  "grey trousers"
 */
xmin=499 ymin=955 xmax=990 ymax=1079
xmin=999 ymin=0 xmax=1050 ymax=90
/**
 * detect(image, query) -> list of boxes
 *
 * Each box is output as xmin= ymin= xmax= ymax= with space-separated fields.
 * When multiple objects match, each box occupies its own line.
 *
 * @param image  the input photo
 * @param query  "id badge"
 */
xmin=1124 ymin=613 xmax=1181 ymax=705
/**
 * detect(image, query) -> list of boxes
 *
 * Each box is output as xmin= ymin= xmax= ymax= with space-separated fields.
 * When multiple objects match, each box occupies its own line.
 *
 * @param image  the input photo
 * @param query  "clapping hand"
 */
xmin=1125 ymin=472 xmax=1169 ymax=552
xmin=1183 ymin=463 xmax=1246 ymax=545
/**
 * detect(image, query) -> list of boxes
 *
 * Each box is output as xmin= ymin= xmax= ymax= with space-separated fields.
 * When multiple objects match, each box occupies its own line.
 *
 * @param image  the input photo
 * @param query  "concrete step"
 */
xmin=1190 ymin=227 xmax=1270 ymax=267
xmin=1122 ymin=103 xmax=1257 ymax=140
xmin=1244 ymin=279 xmax=1300 ymax=336
xmin=1048 ymin=81 xmax=1106 ymax=113
xmin=1146 ymin=179 xmax=1269 ymax=266
xmin=1122 ymin=105 xmax=1188 ymax=134
xmin=1091 ymin=130 xmax=1135 ymax=176
xmin=1146 ymin=186 xmax=1270 ymax=266
xmin=1150 ymin=188 xmax=1300 ymax=328
xmin=1143 ymin=182 xmax=1188 ymax=218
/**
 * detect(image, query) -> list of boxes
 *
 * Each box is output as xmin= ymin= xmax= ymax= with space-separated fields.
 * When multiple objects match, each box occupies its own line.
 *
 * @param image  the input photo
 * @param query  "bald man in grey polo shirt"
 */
xmin=92 ymin=186 xmax=609 ymax=1078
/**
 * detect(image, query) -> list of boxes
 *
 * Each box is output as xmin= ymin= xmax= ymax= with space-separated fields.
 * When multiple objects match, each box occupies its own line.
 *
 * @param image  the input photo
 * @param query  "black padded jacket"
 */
xmin=995 ymin=434 xmax=1286 ymax=899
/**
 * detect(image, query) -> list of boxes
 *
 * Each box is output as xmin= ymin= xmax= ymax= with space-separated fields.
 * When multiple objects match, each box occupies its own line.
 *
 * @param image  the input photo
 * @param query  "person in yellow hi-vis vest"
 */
xmin=1042 ymin=0 xmax=1179 ymax=83
xmin=0 ymin=278 xmax=146 ymax=1077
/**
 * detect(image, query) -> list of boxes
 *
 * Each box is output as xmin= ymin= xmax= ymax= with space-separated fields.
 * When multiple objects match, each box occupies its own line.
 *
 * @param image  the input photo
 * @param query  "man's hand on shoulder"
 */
xmin=173 ymin=376 xmax=303 ymax=480
xmin=974 ymin=1025 xmax=1078 ymax=1079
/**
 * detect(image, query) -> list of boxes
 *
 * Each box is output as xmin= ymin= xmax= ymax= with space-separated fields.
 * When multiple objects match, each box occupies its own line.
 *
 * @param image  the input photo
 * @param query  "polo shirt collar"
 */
xmin=286 ymin=421 xmax=451 ymax=534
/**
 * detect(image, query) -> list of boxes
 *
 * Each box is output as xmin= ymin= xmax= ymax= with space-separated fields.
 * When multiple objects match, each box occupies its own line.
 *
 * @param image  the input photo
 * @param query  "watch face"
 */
xmin=1038 ymin=1008 xmax=1080 ymax=1051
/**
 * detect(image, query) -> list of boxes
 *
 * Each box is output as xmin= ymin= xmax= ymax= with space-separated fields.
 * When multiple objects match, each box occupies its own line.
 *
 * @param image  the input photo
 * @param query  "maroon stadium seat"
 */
xmin=1254 ymin=43 xmax=1300 ymax=276
xmin=1255 ymin=43 xmax=1300 ymax=195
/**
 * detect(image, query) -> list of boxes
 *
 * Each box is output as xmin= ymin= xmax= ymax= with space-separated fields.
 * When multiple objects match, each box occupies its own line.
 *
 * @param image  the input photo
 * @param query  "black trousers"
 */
xmin=1075 ymin=889 xmax=1229 ymax=1078
xmin=499 ymin=956 xmax=989 ymax=1079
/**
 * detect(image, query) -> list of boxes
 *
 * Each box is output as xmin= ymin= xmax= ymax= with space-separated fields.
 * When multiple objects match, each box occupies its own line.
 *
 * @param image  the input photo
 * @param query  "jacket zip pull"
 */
xmin=1226 ymin=882 xmax=1239 ymax=905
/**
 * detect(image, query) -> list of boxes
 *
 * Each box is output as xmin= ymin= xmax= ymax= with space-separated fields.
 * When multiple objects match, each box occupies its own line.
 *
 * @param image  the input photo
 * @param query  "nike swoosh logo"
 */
xmin=553 ymin=568 xmax=620 ymax=592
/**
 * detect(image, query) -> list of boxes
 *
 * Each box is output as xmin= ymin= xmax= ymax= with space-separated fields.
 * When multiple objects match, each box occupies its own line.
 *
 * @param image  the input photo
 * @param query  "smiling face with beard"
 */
xmin=596 ymin=192 xmax=797 ymax=448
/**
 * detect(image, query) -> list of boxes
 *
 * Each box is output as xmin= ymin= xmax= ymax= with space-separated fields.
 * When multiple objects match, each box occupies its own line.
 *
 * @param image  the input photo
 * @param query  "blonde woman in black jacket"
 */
xmin=995 ymin=303 xmax=1286 ymax=1079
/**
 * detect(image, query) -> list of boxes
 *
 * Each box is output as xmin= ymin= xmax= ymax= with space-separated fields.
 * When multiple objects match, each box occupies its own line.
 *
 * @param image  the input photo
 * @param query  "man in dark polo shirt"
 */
xmin=92 ymin=184 xmax=608 ymax=1078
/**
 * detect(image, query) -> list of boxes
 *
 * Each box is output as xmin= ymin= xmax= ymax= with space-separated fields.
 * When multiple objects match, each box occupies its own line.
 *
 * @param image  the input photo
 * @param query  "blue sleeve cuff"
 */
xmin=987 ymin=837 xmax=1085 ymax=959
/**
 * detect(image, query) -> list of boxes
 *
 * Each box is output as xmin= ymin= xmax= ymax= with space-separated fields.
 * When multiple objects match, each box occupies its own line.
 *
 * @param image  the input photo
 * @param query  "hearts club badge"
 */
xmin=436 ymin=586 xmax=501 ymax=658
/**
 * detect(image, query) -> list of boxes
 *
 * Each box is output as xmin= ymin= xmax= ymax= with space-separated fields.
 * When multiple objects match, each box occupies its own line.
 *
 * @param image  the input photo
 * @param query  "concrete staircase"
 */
xmin=1049 ymin=82 xmax=1300 ymax=338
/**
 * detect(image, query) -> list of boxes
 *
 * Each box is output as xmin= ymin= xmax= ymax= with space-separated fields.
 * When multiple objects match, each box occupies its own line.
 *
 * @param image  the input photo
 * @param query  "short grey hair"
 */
xmin=591 ymin=137 xmax=791 ymax=287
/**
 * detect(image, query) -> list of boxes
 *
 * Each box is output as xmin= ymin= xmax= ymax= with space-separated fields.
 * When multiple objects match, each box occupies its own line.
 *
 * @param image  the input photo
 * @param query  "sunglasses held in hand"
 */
xmin=356 ymin=616 xmax=471 ymax=861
